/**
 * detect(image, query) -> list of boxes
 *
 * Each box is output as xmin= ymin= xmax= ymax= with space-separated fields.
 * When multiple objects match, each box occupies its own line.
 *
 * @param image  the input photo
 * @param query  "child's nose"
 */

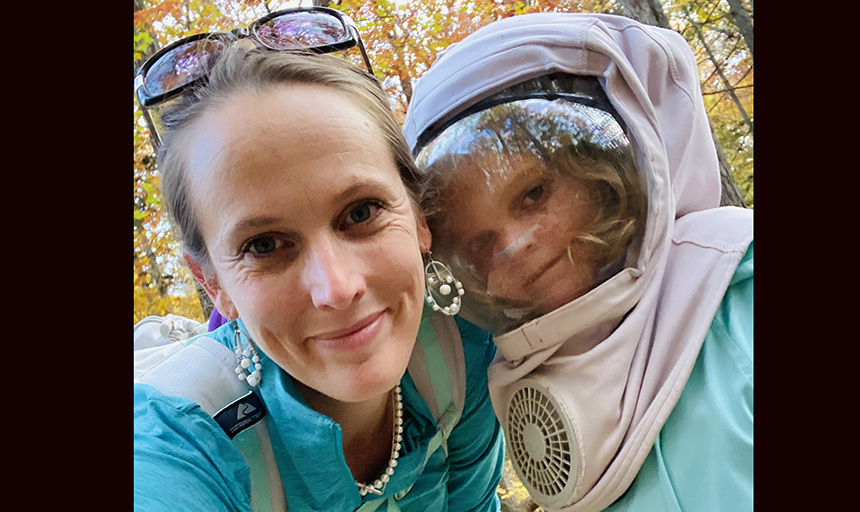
xmin=493 ymin=223 xmax=538 ymax=265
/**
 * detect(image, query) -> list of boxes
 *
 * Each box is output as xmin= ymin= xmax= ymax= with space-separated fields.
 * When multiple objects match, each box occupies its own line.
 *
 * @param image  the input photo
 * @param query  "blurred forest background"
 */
xmin=134 ymin=1 xmax=752 ymax=509
xmin=134 ymin=0 xmax=753 ymax=327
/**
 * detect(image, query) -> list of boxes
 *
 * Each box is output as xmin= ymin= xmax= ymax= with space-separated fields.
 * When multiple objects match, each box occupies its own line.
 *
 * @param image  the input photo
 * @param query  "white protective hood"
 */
xmin=404 ymin=13 xmax=753 ymax=512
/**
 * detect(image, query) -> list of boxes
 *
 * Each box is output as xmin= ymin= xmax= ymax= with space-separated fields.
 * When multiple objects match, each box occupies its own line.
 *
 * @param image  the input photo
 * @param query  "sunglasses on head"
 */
xmin=134 ymin=6 xmax=374 ymax=149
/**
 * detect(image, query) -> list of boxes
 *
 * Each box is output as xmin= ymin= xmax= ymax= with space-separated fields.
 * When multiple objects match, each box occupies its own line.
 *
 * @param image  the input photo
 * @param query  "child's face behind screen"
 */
xmin=434 ymin=153 xmax=602 ymax=314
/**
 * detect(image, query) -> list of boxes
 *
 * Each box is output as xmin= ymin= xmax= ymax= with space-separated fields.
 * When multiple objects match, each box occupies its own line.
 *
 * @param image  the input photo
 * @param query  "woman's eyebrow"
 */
xmin=334 ymin=178 xmax=393 ymax=202
xmin=223 ymin=216 xmax=284 ymax=241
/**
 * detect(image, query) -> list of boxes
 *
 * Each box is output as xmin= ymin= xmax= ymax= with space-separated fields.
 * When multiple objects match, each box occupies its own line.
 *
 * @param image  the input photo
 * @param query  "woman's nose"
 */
xmin=301 ymin=238 xmax=367 ymax=310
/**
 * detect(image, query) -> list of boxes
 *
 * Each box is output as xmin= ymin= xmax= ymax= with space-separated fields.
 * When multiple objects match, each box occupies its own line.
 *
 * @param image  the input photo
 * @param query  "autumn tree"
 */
xmin=616 ymin=0 xmax=752 ymax=208
xmin=671 ymin=0 xmax=753 ymax=207
xmin=133 ymin=3 xmax=752 ymax=510
xmin=133 ymin=0 xmax=753 ymax=323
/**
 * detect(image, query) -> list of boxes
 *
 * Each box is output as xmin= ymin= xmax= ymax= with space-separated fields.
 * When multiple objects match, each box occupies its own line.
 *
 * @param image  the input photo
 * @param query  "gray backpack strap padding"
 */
xmin=134 ymin=315 xmax=288 ymax=512
xmin=231 ymin=420 xmax=287 ymax=512
xmin=135 ymin=333 xmax=247 ymax=417
xmin=407 ymin=309 xmax=467 ymax=456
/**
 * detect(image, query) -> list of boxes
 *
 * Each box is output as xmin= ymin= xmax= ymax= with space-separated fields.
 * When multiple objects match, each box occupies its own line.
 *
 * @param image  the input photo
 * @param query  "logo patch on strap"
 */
xmin=213 ymin=391 xmax=266 ymax=439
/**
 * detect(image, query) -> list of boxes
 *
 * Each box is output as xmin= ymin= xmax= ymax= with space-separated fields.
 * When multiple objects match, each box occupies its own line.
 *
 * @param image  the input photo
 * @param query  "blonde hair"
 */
xmin=156 ymin=44 xmax=420 ymax=270
xmin=554 ymin=147 xmax=645 ymax=272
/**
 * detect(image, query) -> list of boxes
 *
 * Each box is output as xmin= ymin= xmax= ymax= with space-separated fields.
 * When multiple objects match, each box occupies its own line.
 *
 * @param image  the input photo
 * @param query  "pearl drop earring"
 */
xmin=424 ymin=252 xmax=464 ymax=316
xmin=230 ymin=320 xmax=262 ymax=387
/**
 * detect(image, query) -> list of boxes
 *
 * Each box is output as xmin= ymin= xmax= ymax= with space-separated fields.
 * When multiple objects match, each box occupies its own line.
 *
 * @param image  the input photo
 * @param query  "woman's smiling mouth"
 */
xmin=311 ymin=311 xmax=386 ymax=351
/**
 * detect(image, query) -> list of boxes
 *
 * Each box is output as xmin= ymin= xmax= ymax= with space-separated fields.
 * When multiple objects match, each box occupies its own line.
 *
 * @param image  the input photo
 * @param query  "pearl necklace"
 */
xmin=356 ymin=385 xmax=403 ymax=497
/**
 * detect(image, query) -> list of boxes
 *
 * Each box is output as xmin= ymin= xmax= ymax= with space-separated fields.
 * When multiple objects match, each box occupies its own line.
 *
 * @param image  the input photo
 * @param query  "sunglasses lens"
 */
xmin=256 ymin=11 xmax=350 ymax=50
xmin=144 ymin=37 xmax=226 ymax=97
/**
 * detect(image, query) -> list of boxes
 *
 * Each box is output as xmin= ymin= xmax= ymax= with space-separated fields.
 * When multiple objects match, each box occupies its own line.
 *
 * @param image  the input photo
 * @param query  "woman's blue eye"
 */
xmin=248 ymin=237 xmax=280 ymax=254
xmin=346 ymin=202 xmax=380 ymax=225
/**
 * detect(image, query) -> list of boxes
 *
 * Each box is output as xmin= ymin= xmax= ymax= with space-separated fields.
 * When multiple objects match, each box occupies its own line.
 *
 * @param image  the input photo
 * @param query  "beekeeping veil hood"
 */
xmin=404 ymin=12 xmax=753 ymax=512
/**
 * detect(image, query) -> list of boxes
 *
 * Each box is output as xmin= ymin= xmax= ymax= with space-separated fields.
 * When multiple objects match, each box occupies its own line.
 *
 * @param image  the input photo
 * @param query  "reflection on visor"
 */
xmin=419 ymin=99 xmax=629 ymax=168
xmin=416 ymin=98 xmax=647 ymax=336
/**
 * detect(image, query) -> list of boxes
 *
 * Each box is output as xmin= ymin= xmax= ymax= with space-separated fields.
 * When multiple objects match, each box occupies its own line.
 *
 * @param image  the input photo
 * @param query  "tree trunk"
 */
xmin=617 ymin=0 xmax=747 ymax=207
xmin=195 ymin=280 xmax=215 ymax=320
xmin=616 ymin=0 xmax=668 ymax=27
xmin=724 ymin=0 xmax=753 ymax=58
xmin=709 ymin=124 xmax=747 ymax=207
xmin=688 ymin=16 xmax=753 ymax=135
xmin=388 ymin=27 xmax=414 ymax=105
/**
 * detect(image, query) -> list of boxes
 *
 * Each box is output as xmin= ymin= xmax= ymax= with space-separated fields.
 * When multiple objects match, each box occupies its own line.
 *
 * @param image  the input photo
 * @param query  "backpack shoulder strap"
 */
xmin=407 ymin=307 xmax=467 ymax=457
xmin=356 ymin=313 xmax=467 ymax=511
xmin=135 ymin=319 xmax=242 ymax=414
xmin=134 ymin=315 xmax=287 ymax=512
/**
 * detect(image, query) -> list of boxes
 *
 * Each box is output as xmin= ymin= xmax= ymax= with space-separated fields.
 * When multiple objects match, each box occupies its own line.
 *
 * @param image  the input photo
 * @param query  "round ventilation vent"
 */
xmin=505 ymin=378 xmax=579 ymax=507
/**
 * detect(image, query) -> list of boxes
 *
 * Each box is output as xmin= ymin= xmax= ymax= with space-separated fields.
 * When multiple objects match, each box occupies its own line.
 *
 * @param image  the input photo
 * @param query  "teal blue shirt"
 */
xmin=605 ymin=242 xmax=753 ymax=512
xmin=134 ymin=316 xmax=505 ymax=512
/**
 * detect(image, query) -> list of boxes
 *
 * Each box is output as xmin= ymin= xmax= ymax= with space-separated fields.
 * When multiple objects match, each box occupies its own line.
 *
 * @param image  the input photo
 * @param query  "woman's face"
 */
xmin=434 ymin=154 xmax=600 ymax=314
xmin=184 ymin=84 xmax=430 ymax=404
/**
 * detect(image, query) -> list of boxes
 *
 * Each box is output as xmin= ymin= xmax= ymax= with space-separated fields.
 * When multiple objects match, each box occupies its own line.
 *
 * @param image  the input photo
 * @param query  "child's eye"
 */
xmin=523 ymin=184 xmax=544 ymax=206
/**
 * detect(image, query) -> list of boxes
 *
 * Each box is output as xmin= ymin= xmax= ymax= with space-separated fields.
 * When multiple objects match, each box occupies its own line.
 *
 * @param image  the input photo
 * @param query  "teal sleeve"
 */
xmin=606 ymin=242 xmax=753 ymax=512
xmin=134 ymin=384 xmax=253 ymax=512
xmin=445 ymin=319 xmax=505 ymax=512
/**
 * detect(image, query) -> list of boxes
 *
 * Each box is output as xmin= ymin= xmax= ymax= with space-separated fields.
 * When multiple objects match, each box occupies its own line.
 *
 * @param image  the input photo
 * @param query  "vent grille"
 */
xmin=506 ymin=380 xmax=577 ymax=503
